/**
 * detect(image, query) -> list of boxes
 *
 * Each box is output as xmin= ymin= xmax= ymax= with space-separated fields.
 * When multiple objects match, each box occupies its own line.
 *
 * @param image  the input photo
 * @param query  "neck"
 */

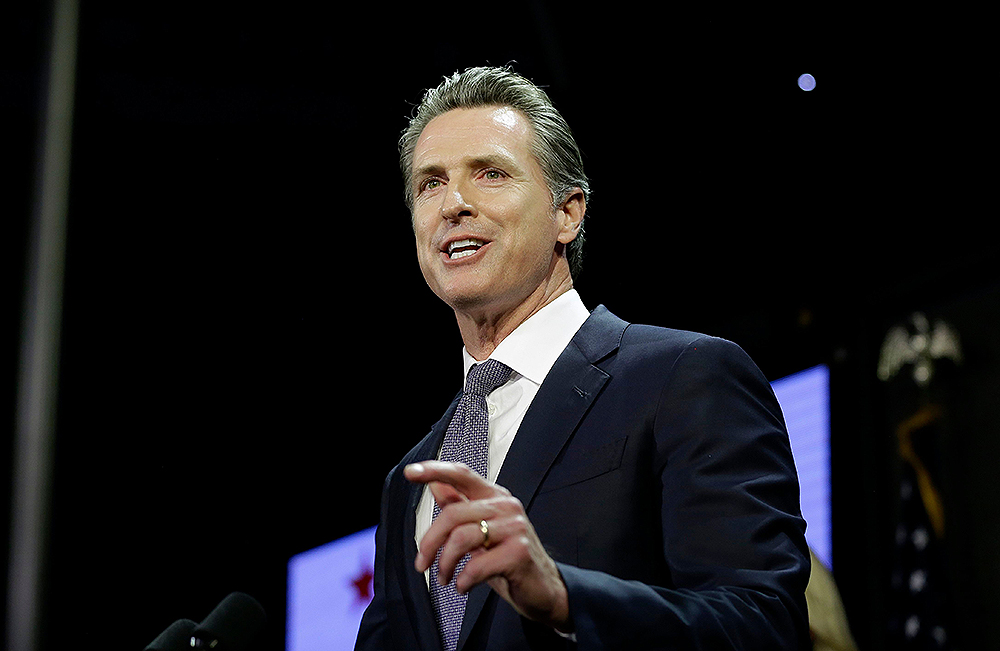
xmin=455 ymin=275 xmax=573 ymax=361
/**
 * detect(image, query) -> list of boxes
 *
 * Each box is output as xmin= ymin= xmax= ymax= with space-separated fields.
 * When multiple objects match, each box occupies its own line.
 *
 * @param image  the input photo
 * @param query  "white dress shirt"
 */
xmin=415 ymin=289 xmax=591 ymax=581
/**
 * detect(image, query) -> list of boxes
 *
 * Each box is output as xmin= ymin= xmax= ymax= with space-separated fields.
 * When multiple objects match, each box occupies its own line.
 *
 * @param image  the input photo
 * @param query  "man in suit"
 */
xmin=355 ymin=66 xmax=810 ymax=650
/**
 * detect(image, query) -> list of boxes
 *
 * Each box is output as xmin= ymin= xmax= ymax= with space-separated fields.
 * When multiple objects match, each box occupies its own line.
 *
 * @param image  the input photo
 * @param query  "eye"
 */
xmin=482 ymin=169 xmax=505 ymax=181
xmin=419 ymin=177 xmax=444 ymax=193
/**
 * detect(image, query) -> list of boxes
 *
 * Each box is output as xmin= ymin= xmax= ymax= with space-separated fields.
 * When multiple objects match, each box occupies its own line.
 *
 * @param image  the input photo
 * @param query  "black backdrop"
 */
xmin=4 ymin=4 xmax=995 ymax=649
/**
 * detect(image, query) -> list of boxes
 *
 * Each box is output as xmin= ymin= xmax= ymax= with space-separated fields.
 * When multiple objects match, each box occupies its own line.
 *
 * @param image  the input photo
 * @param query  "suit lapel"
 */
xmin=500 ymin=305 xmax=624 ymax=514
xmin=456 ymin=306 xmax=626 ymax=649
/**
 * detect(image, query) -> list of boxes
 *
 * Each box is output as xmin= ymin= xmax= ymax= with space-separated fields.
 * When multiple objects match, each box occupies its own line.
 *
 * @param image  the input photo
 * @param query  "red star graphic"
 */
xmin=351 ymin=562 xmax=374 ymax=602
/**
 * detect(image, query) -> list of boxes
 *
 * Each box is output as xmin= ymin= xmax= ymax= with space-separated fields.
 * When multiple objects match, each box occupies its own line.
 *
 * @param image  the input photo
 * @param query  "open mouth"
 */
xmin=446 ymin=238 xmax=488 ymax=260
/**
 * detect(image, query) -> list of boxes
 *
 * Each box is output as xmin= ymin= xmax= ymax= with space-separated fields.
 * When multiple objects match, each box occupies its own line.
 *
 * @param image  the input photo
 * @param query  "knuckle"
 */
xmin=435 ymin=507 xmax=456 ymax=530
xmin=447 ymin=527 xmax=467 ymax=549
xmin=504 ymin=495 xmax=523 ymax=511
xmin=440 ymin=541 xmax=460 ymax=567
xmin=459 ymin=559 xmax=479 ymax=581
xmin=462 ymin=523 xmax=482 ymax=547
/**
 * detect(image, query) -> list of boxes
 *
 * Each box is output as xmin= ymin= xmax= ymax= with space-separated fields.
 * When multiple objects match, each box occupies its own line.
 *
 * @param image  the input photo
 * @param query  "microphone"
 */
xmin=144 ymin=619 xmax=197 ymax=651
xmin=190 ymin=592 xmax=267 ymax=650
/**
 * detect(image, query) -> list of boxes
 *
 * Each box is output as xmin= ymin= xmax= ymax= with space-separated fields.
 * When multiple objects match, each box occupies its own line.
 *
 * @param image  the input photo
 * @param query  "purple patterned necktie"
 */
xmin=430 ymin=359 xmax=513 ymax=651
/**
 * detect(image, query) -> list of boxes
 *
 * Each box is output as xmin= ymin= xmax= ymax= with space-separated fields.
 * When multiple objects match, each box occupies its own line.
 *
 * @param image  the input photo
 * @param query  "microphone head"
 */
xmin=190 ymin=592 xmax=266 ymax=650
xmin=144 ymin=619 xmax=197 ymax=651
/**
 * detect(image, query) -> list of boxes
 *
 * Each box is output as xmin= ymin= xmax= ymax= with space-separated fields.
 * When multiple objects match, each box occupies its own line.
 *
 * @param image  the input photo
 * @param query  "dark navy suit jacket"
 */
xmin=356 ymin=306 xmax=810 ymax=650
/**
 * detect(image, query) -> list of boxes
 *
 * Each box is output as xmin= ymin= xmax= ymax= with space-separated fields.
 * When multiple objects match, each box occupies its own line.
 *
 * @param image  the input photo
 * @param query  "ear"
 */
xmin=556 ymin=188 xmax=586 ymax=244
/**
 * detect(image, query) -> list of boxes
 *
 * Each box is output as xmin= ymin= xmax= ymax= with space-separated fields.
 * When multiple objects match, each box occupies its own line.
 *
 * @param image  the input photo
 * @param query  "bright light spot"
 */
xmin=798 ymin=73 xmax=816 ymax=91
xmin=905 ymin=615 xmax=921 ymax=639
xmin=492 ymin=107 xmax=521 ymax=130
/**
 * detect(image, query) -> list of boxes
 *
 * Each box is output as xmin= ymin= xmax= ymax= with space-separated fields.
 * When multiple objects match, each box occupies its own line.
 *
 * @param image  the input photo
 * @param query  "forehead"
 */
xmin=413 ymin=106 xmax=534 ymax=165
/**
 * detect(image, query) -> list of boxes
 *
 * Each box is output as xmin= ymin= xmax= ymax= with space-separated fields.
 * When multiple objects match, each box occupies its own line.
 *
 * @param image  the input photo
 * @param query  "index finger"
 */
xmin=404 ymin=461 xmax=499 ymax=501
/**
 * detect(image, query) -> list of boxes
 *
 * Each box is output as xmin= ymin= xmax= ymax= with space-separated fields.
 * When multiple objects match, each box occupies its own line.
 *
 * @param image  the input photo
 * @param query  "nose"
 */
xmin=439 ymin=183 xmax=476 ymax=223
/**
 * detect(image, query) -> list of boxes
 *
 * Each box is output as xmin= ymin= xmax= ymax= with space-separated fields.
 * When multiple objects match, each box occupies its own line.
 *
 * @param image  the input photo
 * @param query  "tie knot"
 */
xmin=464 ymin=359 xmax=513 ymax=397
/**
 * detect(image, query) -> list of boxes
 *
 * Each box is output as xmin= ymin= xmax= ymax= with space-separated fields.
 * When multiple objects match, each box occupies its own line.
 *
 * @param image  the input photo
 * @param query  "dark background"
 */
xmin=3 ymin=3 xmax=995 ymax=649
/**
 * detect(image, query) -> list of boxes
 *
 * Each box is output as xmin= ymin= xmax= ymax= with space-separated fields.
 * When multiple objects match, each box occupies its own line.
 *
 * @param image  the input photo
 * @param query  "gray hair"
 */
xmin=399 ymin=66 xmax=591 ymax=279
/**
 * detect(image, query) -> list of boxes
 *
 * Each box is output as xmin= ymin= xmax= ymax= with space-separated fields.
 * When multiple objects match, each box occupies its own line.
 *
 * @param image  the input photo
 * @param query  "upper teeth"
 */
xmin=448 ymin=238 xmax=485 ymax=258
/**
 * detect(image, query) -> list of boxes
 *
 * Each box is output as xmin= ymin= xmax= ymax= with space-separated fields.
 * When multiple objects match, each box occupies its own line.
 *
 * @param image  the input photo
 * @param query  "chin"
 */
xmin=428 ymin=272 xmax=496 ymax=310
xmin=432 ymin=282 xmax=500 ymax=312
xmin=440 ymin=290 xmax=492 ymax=312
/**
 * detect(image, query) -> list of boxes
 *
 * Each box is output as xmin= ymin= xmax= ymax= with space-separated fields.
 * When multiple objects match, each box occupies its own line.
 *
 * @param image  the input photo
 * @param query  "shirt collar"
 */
xmin=462 ymin=289 xmax=591 ymax=387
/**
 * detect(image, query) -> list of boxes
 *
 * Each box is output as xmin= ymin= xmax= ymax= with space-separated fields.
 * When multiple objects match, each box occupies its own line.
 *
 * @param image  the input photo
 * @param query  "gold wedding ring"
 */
xmin=480 ymin=519 xmax=491 ymax=548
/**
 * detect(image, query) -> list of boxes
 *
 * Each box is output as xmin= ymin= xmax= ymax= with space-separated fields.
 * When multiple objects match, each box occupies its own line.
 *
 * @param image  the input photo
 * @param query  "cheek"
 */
xmin=412 ymin=230 xmax=437 ymax=279
xmin=415 ymin=238 xmax=439 ymax=280
xmin=412 ymin=214 xmax=436 ymax=250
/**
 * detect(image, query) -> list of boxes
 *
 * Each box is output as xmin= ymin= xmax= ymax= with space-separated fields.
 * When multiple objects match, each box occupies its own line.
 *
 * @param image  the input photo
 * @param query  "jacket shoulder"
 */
xmin=588 ymin=305 xmax=749 ymax=363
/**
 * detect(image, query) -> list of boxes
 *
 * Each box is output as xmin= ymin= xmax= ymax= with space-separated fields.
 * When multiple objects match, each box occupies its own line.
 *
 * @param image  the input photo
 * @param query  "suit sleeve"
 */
xmin=354 ymin=469 xmax=395 ymax=651
xmin=558 ymin=335 xmax=811 ymax=650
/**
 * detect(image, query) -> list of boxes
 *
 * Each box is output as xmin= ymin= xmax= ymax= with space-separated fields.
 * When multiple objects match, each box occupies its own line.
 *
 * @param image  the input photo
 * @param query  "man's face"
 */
xmin=410 ymin=106 xmax=577 ymax=316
